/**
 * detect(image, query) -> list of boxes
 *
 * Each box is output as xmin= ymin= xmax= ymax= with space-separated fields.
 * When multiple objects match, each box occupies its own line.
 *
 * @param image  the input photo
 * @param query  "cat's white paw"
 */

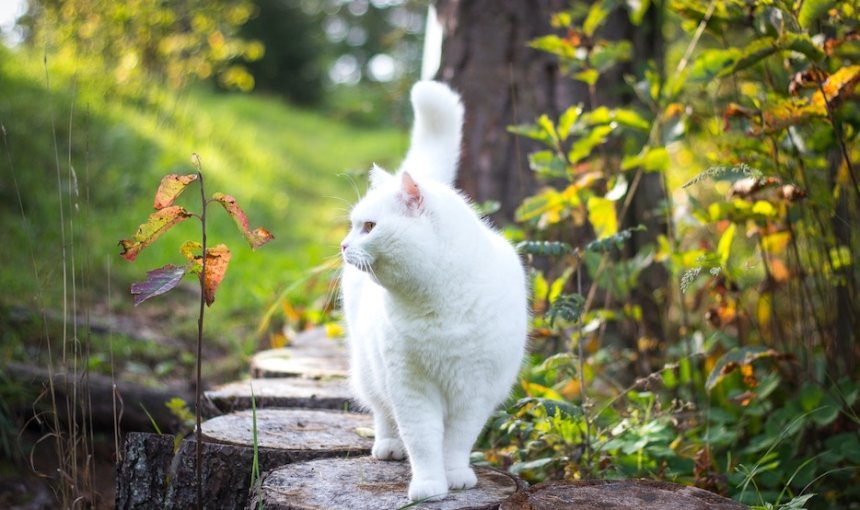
xmin=371 ymin=438 xmax=406 ymax=460
xmin=446 ymin=467 xmax=477 ymax=490
xmin=408 ymin=478 xmax=448 ymax=502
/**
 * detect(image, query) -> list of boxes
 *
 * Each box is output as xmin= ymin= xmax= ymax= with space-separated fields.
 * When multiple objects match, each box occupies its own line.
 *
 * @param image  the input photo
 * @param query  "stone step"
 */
xmin=247 ymin=456 xmax=524 ymax=510
xmin=205 ymin=377 xmax=356 ymax=414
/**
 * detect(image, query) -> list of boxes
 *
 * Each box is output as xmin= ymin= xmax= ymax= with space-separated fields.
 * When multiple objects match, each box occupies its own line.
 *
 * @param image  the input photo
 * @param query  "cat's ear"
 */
xmin=369 ymin=164 xmax=392 ymax=189
xmin=400 ymin=171 xmax=423 ymax=211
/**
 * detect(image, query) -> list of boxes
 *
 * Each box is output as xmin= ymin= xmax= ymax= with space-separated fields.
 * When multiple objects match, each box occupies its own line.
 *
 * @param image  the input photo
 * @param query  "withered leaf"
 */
xmin=211 ymin=192 xmax=274 ymax=249
xmin=202 ymin=244 xmax=231 ymax=306
xmin=153 ymin=174 xmax=198 ymax=209
xmin=119 ymin=206 xmax=193 ymax=261
xmin=130 ymin=265 xmax=187 ymax=306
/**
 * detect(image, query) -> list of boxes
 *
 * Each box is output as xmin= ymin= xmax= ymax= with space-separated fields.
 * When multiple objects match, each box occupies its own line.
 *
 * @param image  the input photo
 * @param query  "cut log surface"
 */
xmin=205 ymin=377 xmax=357 ymax=414
xmin=500 ymin=479 xmax=748 ymax=510
xmin=249 ymin=456 xmax=523 ymax=510
xmin=201 ymin=408 xmax=372 ymax=453
xmin=250 ymin=330 xmax=349 ymax=379
xmin=250 ymin=351 xmax=349 ymax=379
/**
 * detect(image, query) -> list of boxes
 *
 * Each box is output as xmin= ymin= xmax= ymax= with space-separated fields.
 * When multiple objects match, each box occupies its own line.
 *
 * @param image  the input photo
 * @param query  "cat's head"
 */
xmin=340 ymin=167 xmax=435 ymax=282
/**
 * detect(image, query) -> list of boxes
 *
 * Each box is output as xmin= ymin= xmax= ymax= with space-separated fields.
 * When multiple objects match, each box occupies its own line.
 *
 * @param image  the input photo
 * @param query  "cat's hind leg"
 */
xmin=371 ymin=410 xmax=406 ymax=460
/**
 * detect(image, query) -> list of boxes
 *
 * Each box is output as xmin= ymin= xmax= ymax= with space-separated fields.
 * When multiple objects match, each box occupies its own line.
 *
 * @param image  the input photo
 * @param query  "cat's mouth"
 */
xmin=343 ymin=251 xmax=375 ymax=273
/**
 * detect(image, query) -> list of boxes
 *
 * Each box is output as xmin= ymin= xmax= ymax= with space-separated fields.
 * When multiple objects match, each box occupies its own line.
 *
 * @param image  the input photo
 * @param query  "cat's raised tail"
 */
xmin=399 ymin=81 xmax=464 ymax=186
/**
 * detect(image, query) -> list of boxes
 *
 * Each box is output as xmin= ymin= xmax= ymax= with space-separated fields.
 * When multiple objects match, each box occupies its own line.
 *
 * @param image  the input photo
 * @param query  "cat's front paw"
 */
xmin=371 ymin=438 xmax=406 ymax=460
xmin=408 ymin=478 xmax=448 ymax=502
xmin=446 ymin=467 xmax=477 ymax=490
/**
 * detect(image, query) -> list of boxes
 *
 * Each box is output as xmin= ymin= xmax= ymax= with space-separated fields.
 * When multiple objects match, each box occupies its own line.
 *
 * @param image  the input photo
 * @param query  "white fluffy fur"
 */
xmin=340 ymin=81 xmax=527 ymax=502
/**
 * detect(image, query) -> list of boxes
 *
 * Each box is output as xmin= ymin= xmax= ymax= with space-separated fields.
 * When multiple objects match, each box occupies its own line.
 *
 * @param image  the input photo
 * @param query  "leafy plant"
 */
xmin=493 ymin=0 xmax=860 ymax=508
xmin=119 ymin=153 xmax=273 ymax=509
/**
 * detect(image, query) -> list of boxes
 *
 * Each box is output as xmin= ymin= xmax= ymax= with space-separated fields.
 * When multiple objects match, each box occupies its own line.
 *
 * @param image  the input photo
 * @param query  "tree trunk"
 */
xmin=435 ymin=0 xmax=668 ymax=370
xmin=435 ymin=0 xmax=576 ymax=221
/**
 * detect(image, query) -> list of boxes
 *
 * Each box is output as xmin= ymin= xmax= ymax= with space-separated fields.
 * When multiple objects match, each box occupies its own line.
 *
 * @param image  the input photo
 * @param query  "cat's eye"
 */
xmin=361 ymin=221 xmax=376 ymax=233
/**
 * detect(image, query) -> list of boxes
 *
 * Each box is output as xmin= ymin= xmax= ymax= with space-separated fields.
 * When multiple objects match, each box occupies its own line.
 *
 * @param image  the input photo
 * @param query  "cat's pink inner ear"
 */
xmin=401 ymin=172 xmax=423 ymax=210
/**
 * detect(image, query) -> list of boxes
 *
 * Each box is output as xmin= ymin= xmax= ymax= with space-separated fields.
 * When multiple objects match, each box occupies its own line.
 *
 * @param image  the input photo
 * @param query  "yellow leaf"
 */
xmin=586 ymin=196 xmax=618 ymax=238
xmin=325 ymin=322 xmax=345 ymax=338
xmin=269 ymin=332 xmax=287 ymax=349
xmin=762 ymin=231 xmax=791 ymax=254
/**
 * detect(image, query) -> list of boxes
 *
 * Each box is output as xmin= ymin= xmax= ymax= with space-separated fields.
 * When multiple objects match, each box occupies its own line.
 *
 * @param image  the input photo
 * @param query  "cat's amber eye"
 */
xmin=362 ymin=221 xmax=376 ymax=233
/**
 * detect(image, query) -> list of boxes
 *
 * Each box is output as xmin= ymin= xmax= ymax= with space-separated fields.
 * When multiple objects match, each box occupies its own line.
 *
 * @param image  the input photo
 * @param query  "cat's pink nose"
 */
xmin=341 ymin=243 xmax=348 ymax=252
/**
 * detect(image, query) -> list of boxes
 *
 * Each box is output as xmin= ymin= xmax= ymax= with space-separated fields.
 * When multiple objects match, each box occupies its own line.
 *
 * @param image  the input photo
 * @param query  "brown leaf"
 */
xmin=153 ymin=174 xmax=198 ymax=209
xmin=119 ymin=206 xmax=193 ymax=261
xmin=728 ymin=176 xmax=780 ymax=198
xmin=211 ymin=192 xmax=275 ymax=249
xmin=777 ymin=184 xmax=807 ymax=202
xmin=202 ymin=244 xmax=231 ymax=306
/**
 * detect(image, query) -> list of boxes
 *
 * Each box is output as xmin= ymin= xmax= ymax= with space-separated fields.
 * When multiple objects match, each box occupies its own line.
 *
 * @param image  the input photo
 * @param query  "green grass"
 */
xmin=0 ymin=45 xmax=407 ymax=357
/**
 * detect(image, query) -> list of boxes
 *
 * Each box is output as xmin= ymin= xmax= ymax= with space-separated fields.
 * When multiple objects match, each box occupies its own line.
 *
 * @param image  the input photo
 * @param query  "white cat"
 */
xmin=340 ymin=81 xmax=527 ymax=502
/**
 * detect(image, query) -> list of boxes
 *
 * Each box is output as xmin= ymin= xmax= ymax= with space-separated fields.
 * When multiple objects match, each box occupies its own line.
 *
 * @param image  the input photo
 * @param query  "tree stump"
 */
xmin=205 ymin=377 xmax=357 ymax=414
xmin=250 ymin=329 xmax=349 ymax=379
xmin=249 ymin=349 xmax=349 ymax=379
xmin=248 ymin=456 xmax=524 ymax=510
xmin=500 ymin=480 xmax=748 ymax=510
xmin=116 ymin=409 xmax=373 ymax=509
xmin=201 ymin=409 xmax=372 ymax=453
xmin=115 ymin=432 xmax=176 ymax=509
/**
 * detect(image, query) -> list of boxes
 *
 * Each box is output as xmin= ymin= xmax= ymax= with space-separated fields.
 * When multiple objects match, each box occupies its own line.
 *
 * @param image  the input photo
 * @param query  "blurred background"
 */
xmin=2 ymin=1 xmax=859 ymax=508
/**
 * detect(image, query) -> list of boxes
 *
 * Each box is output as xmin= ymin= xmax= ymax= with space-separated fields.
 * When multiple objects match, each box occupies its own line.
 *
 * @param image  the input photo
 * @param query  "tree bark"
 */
xmin=436 ymin=0 xmax=668 ymax=370
xmin=435 ymin=0 xmax=577 ymax=221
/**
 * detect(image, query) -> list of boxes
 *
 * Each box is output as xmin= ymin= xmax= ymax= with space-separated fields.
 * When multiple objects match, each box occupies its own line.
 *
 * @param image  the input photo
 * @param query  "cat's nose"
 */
xmin=341 ymin=242 xmax=348 ymax=253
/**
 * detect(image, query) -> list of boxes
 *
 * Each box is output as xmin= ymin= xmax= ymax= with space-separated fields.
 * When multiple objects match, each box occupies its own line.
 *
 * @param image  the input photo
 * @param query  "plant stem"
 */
xmin=195 ymin=159 xmax=207 ymax=510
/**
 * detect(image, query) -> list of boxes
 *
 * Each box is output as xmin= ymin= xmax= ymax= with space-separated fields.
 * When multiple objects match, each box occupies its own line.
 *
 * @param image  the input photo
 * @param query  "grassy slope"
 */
xmin=0 ymin=46 xmax=407 ymax=354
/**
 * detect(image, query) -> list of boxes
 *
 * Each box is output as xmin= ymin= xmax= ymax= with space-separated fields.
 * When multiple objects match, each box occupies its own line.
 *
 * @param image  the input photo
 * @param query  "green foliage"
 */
xmin=23 ymin=0 xmax=261 ymax=93
xmin=496 ymin=1 xmax=860 ymax=508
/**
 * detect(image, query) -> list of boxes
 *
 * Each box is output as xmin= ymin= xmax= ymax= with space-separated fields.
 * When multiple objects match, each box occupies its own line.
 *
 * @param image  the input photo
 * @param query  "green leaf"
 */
xmin=798 ymin=0 xmax=836 ymax=29
xmin=569 ymin=124 xmax=615 ymax=164
xmin=537 ymin=114 xmax=559 ymax=145
xmin=689 ymin=48 xmax=740 ymax=82
xmin=591 ymin=40 xmax=632 ymax=71
xmin=532 ymin=271 xmax=549 ymax=302
xmin=586 ymin=196 xmax=618 ymax=238
xmin=621 ymin=146 xmax=669 ymax=172
xmin=130 ymin=264 xmax=187 ymax=306
xmin=119 ymin=206 xmax=193 ymax=261
xmin=626 ymin=0 xmax=651 ymax=25
xmin=528 ymin=151 xmax=567 ymax=178
xmin=586 ymin=225 xmax=646 ymax=252
xmin=517 ymin=240 xmax=573 ymax=257
xmin=529 ymin=34 xmax=576 ymax=59
xmin=583 ymin=0 xmax=611 ymax=36
xmin=557 ymin=105 xmax=584 ymax=141
xmin=574 ymin=68 xmax=600 ymax=86
xmin=546 ymin=293 xmax=586 ymax=326
xmin=782 ymin=33 xmax=825 ymax=62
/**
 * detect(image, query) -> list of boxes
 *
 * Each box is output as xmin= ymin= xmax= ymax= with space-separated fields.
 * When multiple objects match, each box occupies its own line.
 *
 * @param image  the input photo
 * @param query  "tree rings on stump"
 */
xmin=248 ymin=456 xmax=523 ymax=510
xmin=250 ymin=348 xmax=349 ymax=379
xmin=201 ymin=408 xmax=372 ymax=454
